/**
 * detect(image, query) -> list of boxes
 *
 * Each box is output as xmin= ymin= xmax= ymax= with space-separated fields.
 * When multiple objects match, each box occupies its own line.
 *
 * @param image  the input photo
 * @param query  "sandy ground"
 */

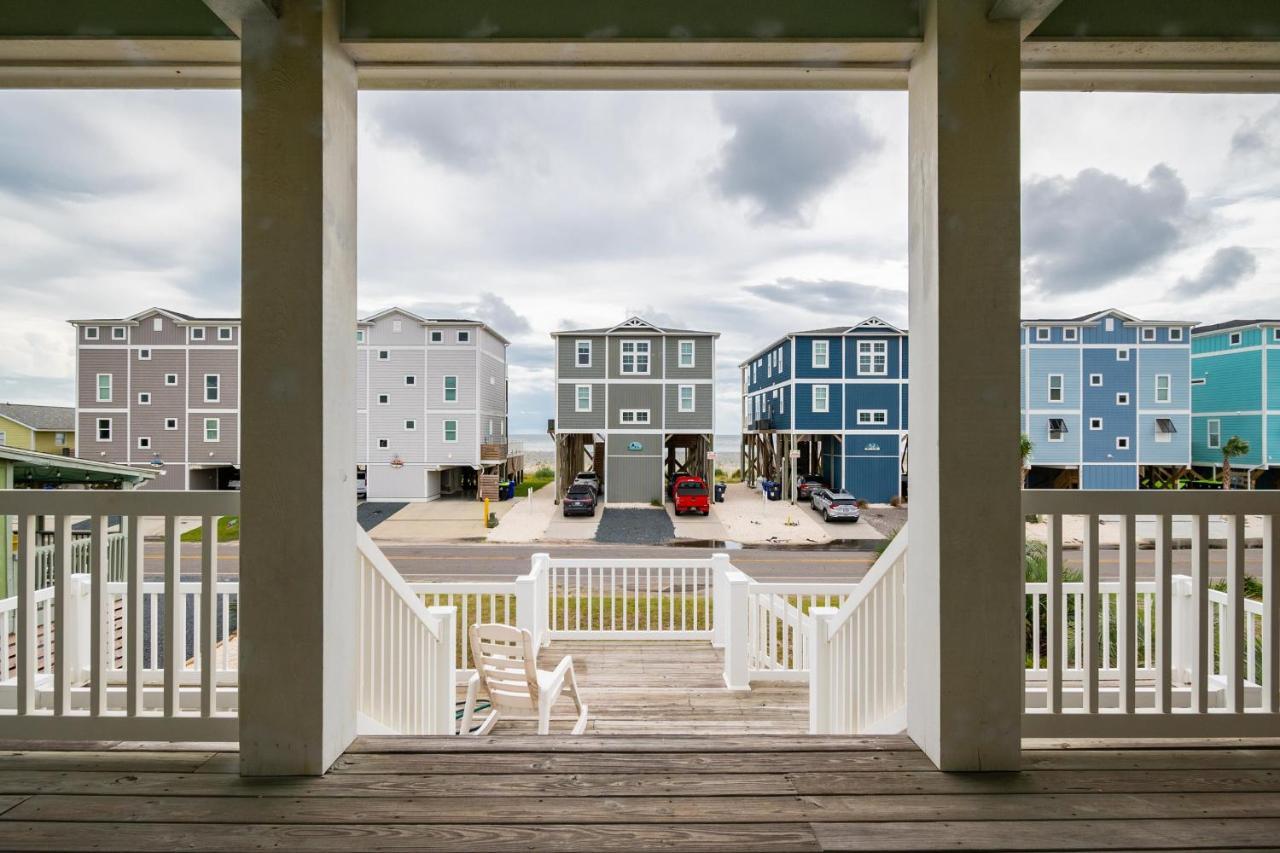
xmin=370 ymin=495 xmax=520 ymax=543
xmin=713 ymin=482 xmax=883 ymax=545
xmin=488 ymin=480 xmax=601 ymax=543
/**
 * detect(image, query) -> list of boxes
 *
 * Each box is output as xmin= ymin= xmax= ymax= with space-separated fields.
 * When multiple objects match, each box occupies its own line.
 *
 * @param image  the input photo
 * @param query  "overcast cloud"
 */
xmin=1 ymin=90 xmax=1278 ymax=433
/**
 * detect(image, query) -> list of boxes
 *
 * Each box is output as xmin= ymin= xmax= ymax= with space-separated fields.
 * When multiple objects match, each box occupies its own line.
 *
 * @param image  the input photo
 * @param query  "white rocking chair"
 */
xmin=459 ymin=623 xmax=589 ymax=736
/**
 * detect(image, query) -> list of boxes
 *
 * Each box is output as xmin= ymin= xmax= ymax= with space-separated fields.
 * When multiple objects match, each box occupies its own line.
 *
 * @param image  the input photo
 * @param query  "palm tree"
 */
xmin=1020 ymin=433 xmax=1033 ymax=488
xmin=1220 ymin=435 xmax=1250 ymax=490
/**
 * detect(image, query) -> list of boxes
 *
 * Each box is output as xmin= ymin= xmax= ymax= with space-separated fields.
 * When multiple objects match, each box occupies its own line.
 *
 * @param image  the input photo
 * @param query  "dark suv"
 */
xmin=796 ymin=475 xmax=827 ymax=501
xmin=562 ymin=483 xmax=598 ymax=517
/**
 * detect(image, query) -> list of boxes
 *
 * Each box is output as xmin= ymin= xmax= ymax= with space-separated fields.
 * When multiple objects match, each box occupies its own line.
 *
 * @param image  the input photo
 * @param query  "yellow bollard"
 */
xmin=483 ymin=497 xmax=490 ymax=526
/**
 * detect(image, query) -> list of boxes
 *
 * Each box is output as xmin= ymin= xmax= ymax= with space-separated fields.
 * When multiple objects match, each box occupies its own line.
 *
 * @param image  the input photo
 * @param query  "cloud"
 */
xmin=1170 ymin=246 xmax=1258 ymax=299
xmin=622 ymin=306 xmax=687 ymax=329
xmin=744 ymin=278 xmax=907 ymax=326
xmin=399 ymin=292 xmax=530 ymax=339
xmin=712 ymin=93 xmax=881 ymax=226
xmin=1022 ymin=164 xmax=1190 ymax=293
xmin=1231 ymin=104 xmax=1280 ymax=160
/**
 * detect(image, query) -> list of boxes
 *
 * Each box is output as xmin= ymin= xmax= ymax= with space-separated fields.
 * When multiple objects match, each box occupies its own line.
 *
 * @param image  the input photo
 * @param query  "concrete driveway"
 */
xmin=370 ymin=495 xmax=519 ymax=543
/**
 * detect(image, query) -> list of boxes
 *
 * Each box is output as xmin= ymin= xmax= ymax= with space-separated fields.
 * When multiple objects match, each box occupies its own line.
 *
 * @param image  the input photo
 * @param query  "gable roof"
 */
xmin=739 ymin=318 xmax=907 ymax=368
xmin=69 ymin=307 xmax=240 ymax=325
xmin=1022 ymin=308 xmax=1195 ymax=327
xmin=552 ymin=316 xmax=718 ymax=337
xmin=0 ymin=403 xmax=75 ymax=432
xmin=1192 ymin=319 xmax=1280 ymax=336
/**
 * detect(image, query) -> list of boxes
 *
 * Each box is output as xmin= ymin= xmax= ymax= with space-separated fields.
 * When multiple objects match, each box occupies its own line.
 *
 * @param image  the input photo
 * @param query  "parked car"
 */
xmin=796 ymin=475 xmax=827 ymax=501
xmin=562 ymin=483 xmax=598 ymax=517
xmin=809 ymin=487 xmax=831 ymax=510
xmin=355 ymin=479 xmax=367 ymax=501
xmin=573 ymin=471 xmax=601 ymax=493
xmin=671 ymin=476 xmax=710 ymax=516
xmin=812 ymin=490 xmax=861 ymax=523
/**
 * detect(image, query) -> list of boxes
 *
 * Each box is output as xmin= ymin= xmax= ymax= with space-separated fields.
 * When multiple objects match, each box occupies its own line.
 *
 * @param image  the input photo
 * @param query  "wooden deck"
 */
xmin=460 ymin=639 xmax=809 ymax=735
xmin=0 ymin=737 xmax=1278 ymax=849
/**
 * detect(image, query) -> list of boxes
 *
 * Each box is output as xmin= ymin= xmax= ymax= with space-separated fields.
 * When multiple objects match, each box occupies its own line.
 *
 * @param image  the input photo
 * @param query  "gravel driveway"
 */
xmin=595 ymin=508 xmax=676 ymax=545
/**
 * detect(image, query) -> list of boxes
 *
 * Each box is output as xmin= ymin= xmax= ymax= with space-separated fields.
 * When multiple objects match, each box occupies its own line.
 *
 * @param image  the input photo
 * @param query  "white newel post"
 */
xmin=721 ymin=570 xmax=750 ymax=690
xmin=1170 ymin=574 xmax=1194 ymax=685
xmin=710 ymin=553 xmax=732 ymax=648
xmin=518 ymin=553 xmax=549 ymax=648
xmin=808 ymin=606 xmax=837 ymax=734
xmin=907 ymin=0 xmax=1023 ymax=770
xmin=239 ymin=0 xmax=359 ymax=775
xmin=427 ymin=606 xmax=457 ymax=735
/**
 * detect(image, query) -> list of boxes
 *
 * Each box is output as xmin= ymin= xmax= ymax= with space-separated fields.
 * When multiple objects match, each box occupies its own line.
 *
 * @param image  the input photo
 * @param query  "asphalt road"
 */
xmin=145 ymin=540 xmax=1266 ymax=583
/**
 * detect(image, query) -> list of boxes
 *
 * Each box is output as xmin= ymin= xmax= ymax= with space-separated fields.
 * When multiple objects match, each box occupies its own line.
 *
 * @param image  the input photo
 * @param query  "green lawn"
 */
xmin=180 ymin=516 xmax=240 ymax=543
xmin=515 ymin=467 xmax=554 ymax=497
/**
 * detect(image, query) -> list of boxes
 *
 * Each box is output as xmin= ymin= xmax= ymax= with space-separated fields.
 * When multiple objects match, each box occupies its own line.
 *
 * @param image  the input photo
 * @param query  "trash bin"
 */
xmin=765 ymin=481 xmax=782 ymax=501
xmin=714 ymin=482 xmax=727 ymax=503
xmin=499 ymin=480 xmax=514 ymax=500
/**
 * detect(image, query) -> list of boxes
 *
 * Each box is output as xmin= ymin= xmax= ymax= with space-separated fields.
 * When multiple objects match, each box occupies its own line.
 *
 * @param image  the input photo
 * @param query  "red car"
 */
xmin=671 ymin=475 xmax=711 ymax=516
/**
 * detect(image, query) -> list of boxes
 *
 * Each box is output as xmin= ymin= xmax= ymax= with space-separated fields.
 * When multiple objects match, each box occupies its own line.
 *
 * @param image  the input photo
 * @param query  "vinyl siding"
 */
xmin=1027 ymin=413 xmax=1081 ymax=465
xmin=132 ymin=311 xmax=187 ymax=346
xmin=367 ymin=310 xmax=426 ymax=347
xmin=794 ymin=336 xmax=843 ymax=380
xmin=1193 ymin=349 xmax=1262 ymax=412
xmin=793 ymin=382 xmax=842 ymax=431
xmin=356 ymin=348 xmax=368 ymax=406
xmin=1193 ymin=326 xmax=1263 ymax=354
xmin=188 ymin=413 xmax=238 ymax=465
xmin=1081 ymin=465 xmax=1138 ymax=489
xmin=427 ymin=413 xmax=476 ymax=462
xmin=78 ymin=412 xmax=126 ymax=463
xmin=188 ymin=350 xmax=238 ymax=410
xmin=78 ymin=349 xmax=128 ymax=409
xmin=1080 ymin=314 xmax=1138 ymax=345
xmin=1268 ymin=414 xmax=1280 ymax=466
xmin=428 ymin=325 xmax=478 ymax=348
xmin=1025 ymin=348 xmax=1081 ymax=409
xmin=1192 ymin=414 xmax=1264 ymax=467
xmin=427 ymin=349 xmax=477 ymax=409
xmin=558 ymin=336 xmax=606 ymax=379
xmin=32 ymin=430 xmax=74 ymax=455
xmin=608 ymin=383 xmax=663 ymax=430
xmin=664 ymin=383 xmax=714 ymax=431
xmin=368 ymin=352 xmax=426 ymax=463
xmin=663 ymin=336 xmax=714 ymax=380
xmin=605 ymin=432 xmax=664 ymax=503
xmin=608 ymin=336 xmax=662 ymax=380
xmin=1268 ymin=348 xmax=1280 ymax=412
xmin=557 ymin=383 xmax=606 ymax=430
xmin=844 ymin=455 xmax=900 ymax=504
xmin=0 ymin=416 xmax=34 ymax=450
xmin=1137 ymin=413 xmax=1191 ymax=465
xmin=844 ymin=334 xmax=905 ymax=380
xmin=479 ymin=352 xmax=506 ymax=414
xmin=1137 ymin=347 xmax=1189 ymax=409
xmin=186 ymin=325 xmax=239 ymax=346
xmin=844 ymin=382 xmax=902 ymax=431
xmin=366 ymin=464 xmax=431 ymax=500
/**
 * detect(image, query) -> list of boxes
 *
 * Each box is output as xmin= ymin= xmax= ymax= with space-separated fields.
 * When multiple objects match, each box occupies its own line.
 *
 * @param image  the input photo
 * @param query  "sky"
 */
xmin=1 ymin=89 xmax=1278 ymax=433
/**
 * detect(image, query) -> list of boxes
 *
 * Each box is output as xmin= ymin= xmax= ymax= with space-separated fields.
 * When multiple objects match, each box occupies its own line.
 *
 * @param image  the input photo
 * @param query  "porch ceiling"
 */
xmin=0 ymin=0 xmax=1277 ymax=91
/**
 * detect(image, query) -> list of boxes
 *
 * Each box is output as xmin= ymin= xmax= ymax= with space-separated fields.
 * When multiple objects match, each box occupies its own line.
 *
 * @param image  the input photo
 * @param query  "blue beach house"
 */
xmin=1190 ymin=320 xmax=1280 ymax=488
xmin=740 ymin=318 xmax=908 ymax=503
xmin=1021 ymin=309 xmax=1193 ymax=490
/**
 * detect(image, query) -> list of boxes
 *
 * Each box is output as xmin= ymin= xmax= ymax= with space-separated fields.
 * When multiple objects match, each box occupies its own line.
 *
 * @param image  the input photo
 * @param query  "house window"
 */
xmin=1207 ymin=419 xmax=1221 ymax=449
xmin=1142 ymin=327 xmax=1156 ymax=341
xmin=377 ymin=394 xmax=389 ymax=405
xmin=1047 ymin=374 xmax=1063 ymax=403
xmin=218 ymin=327 xmax=233 ymax=341
xmin=1191 ymin=378 xmax=1206 ymax=386
xmin=204 ymin=374 xmax=220 ymax=403
xmin=54 ymin=432 xmax=65 ymax=446
xmin=575 ymin=340 xmax=592 ymax=367
xmin=1155 ymin=374 xmax=1171 ymax=404
xmin=392 ymin=319 xmax=402 ymax=333
xmin=1089 ymin=373 xmax=1102 ymax=387
xmin=457 ymin=331 xmax=470 ymax=343
xmin=404 ymin=419 xmax=416 ymax=431
xmin=678 ymin=384 xmax=695 ymax=412
xmin=857 ymin=340 xmax=888 ymax=375
xmin=96 ymin=373 xmax=111 ymax=402
xmin=164 ymin=374 xmax=178 ymax=386
xmin=112 ymin=326 xmax=126 ymax=341
xmin=1169 ymin=327 xmax=1184 ymax=341
xmin=152 ymin=318 xmax=163 ymax=331
xmin=575 ymin=385 xmax=591 ymax=412
xmin=1155 ymin=418 xmax=1177 ymax=444
xmin=356 ymin=329 xmax=365 ymax=343
xmin=1048 ymin=418 xmax=1067 ymax=442
xmin=164 ymin=418 xmax=178 ymax=430
xmin=1089 ymin=417 xmax=1103 ymax=430
xmin=404 ymin=375 xmax=416 ymax=386
xmin=204 ymin=418 xmax=220 ymax=442
xmin=84 ymin=327 xmax=99 ymax=341
xmin=443 ymin=420 xmax=458 ymax=442
xmin=138 ymin=392 xmax=151 ymax=405
xmin=1117 ymin=349 xmax=1130 ymax=361
xmin=1036 ymin=327 xmax=1050 ymax=341
xmin=377 ymin=438 xmax=389 ymax=449
xmin=96 ymin=418 xmax=111 ymax=441
xmin=812 ymin=340 xmax=830 ymax=370
xmin=137 ymin=436 xmax=151 ymax=450
xmin=1116 ymin=392 xmax=1130 ymax=406
xmin=138 ymin=348 xmax=151 ymax=360
xmin=1116 ymin=436 xmax=1130 ymax=450
xmin=191 ymin=327 xmax=206 ymax=341
xmin=377 ymin=350 xmax=390 ymax=360
xmin=0 ymin=430 xmax=6 ymax=446
xmin=678 ymin=340 xmax=695 ymax=368
xmin=430 ymin=330 xmax=443 ymax=343
xmin=443 ymin=375 xmax=458 ymax=402
xmin=1104 ymin=318 xmax=1115 ymax=332
xmin=1230 ymin=331 xmax=1242 ymax=346
xmin=1274 ymin=328 xmax=1280 ymax=342
xmin=1063 ymin=327 xmax=1078 ymax=342
xmin=620 ymin=340 xmax=650 ymax=374
xmin=619 ymin=409 xmax=651 ymax=425
xmin=857 ymin=409 xmax=888 ymax=425
xmin=813 ymin=384 xmax=830 ymax=413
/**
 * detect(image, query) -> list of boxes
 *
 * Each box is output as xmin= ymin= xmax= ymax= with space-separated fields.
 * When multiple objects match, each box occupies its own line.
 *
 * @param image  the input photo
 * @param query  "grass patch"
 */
xmin=515 ymin=466 xmax=554 ymax=497
xmin=180 ymin=516 xmax=240 ymax=543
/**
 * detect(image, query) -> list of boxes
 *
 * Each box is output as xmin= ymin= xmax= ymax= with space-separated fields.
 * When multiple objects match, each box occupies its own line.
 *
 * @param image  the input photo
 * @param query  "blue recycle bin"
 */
xmin=763 ymin=480 xmax=782 ymax=501
xmin=499 ymin=480 xmax=515 ymax=500
xmin=714 ymin=482 xmax=727 ymax=503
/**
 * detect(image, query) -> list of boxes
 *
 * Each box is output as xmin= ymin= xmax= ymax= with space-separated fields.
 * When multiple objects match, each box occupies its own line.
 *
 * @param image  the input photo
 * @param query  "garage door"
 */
xmin=844 ymin=456 xmax=900 ymax=503
xmin=606 ymin=433 xmax=663 ymax=504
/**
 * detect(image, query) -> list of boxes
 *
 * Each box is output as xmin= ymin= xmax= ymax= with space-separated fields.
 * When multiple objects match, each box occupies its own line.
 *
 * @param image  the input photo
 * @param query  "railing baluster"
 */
xmin=1048 ymin=514 xmax=1062 ymax=712
xmin=16 ymin=514 xmax=35 ymax=716
xmin=1266 ymin=514 xmax=1279 ymax=714
xmin=200 ymin=515 xmax=217 ymax=717
xmin=1227 ymin=513 xmax=1245 ymax=712
xmin=1083 ymin=513 xmax=1099 ymax=713
xmin=1120 ymin=512 xmax=1135 ymax=713
xmin=1157 ymin=514 xmax=1172 ymax=713
xmin=53 ymin=514 xmax=71 ymax=716
xmin=125 ymin=514 xmax=144 ymax=716
xmin=1191 ymin=513 xmax=1209 ymax=713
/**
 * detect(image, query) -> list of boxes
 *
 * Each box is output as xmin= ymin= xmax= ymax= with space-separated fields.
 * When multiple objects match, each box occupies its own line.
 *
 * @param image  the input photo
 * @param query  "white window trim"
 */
xmin=678 ymin=384 xmax=695 ymax=413
xmin=457 ymin=331 xmax=470 ymax=343
xmin=1116 ymin=392 xmax=1130 ymax=406
xmin=1230 ymin=332 xmax=1242 ymax=346
xmin=355 ymin=329 xmax=365 ymax=343
xmin=813 ymin=384 xmax=830 ymax=413
xmin=856 ymin=340 xmax=888 ymax=376
xmin=1089 ymin=373 xmax=1103 ymax=386
xmin=164 ymin=374 xmax=178 ymax=386
xmin=575 ymin=339 xmax=592 ymax=368
xmin=430 ymin=331 xmax=443 ymax=343
xmin=1116 ymin=436 xmax=1130 ymax=450
xmin=96 ymin=373 xmax=112 ymax=403
xmin=813 ymin=340 xmax=830 ymax=370
xmin=404 ymin=419 xmax=417 ymax=431
xmin=1105 ymin=318 xmax=1115 ymax=332
xmin=96 ymin=418 xmax=112 ymax=442
xmin=1207 ymin=419 xmax=1222 ymax=449
xmin=857 ymin=409 xmax=888 ymax=425
xmin=152 ymin=318 xmax=163 ymax=332
xmin=1117 ymin=348 xmax=1130 ymax=361
xmin=377 ymin=349 xmax=390 ymax=360
xmin=1047 ymin=374 xmax=1064 ymax=403
xmin=204 ymin=374 xmax=220 ymax=403
xmin=1047 ymin=420 xmax=1066 ymax=443
xmin=377 ymin=393 xmax=390 ymax=405
xmin=204 ymin=418 xmax=220 ymax=443
xmin=404 ymin=375 xmax=416 ymax=386
xmin=111 ymin=326 xmax=126 ymax=341
xmin=620 ymin=340 xmax=651 ymax=376
xmin=1142 ymin=327 xmax=1156 ymax=341
xmin=138 ymin=348 xmax=151 ymax=361
xmin=1169 ymin=327 xmax=1184 ymax=341
xmin=443 ymin=375 xmax=458 ymax=402
xmin=392 ymin=319 xmax=402 ymax=333
xmin=1155 ymin=374 xmax=1171 ymax=404
xmin=678 ymin=339 xmax=695 ymax=368
xmin=218 ymin=326 xmax=233 ymax=341
xmin=1274 ymin=328 xmax=1280 ymax=342
xmin=377 ymin=438 xmax=389 ymax=449
xmin=443 ymin=420 xmax=459 ymax=443
xmin=575 ymin=384 xmax=592 ymax=413
xmin=138 ymin=392 xmax=151 ymax=405
xmin=190 ymin=327 xmax=206 ymax=341
xmin=619 ymin=408 xmax=651 ymax=425
xmin=1063 ymin=327 xmax=1078 ymax=342
xmin=1036 ymin=327 xmax=1050 ymax=341
xmin=137 ymin=436 xmax=151 ymax=450
xmin=164 ymin=418 xmax=178 ymax=431
xmin=84 ymin=327 xmax=99 ymax=341
xmin=1089 ymin=417 xmax=1103 ymax=430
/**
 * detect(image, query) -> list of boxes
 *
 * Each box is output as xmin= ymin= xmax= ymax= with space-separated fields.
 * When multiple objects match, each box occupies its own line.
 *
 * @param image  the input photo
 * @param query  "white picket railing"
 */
xmin=545 ymin=556 xmax=720 ymax=639
xmin=809 ymin=526 xmax=908 ymax=734
xmin=0 ymin=490 xmax=240 ymax=740
xmin=357 ymin=527 xmax=455 ymax=735
xmin=1022 ymin=491 xmax=1279 ymax=737
xmin=747 ymin=582 xmax=856 ymax=681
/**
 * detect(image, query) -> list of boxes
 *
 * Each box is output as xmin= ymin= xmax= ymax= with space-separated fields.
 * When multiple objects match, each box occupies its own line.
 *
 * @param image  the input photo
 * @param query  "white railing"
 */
xmin=545 ymin=556 xmax=720 ymax=639
xmin=809 ymin=526 xmax=908 ymax=734
xmin=7 ymin=531 xmax=128 ymax=593
xmin=1022 ymin=491 xmax=1279 ymax=737
xmin=0 ymin=490 xmax=239 ymax=740
xmin=746 ymin=582 xmax=857 ymax=681
xmin=357 ymin=527 xmax=455 ymax=735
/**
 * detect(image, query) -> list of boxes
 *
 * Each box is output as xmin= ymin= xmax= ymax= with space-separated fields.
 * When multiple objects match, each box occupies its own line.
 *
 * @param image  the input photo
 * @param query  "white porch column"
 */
xmin=238 ymin=0 xmax=358 ymax=775
xmin=906 ymin=0 xmax=1023 ymax=771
